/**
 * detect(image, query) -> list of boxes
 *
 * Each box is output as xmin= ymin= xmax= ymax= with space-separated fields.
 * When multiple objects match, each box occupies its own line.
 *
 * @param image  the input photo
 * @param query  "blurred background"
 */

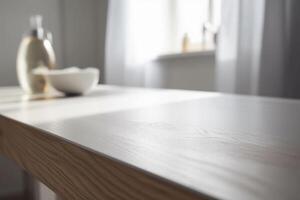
xmin=1 ymin=0 xmax=300 ymax=199
xmin=1 ymin=0 xmax=300 ymax=97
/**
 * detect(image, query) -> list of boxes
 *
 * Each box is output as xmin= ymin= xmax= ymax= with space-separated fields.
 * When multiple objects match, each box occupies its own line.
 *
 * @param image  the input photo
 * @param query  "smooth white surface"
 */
xmin=0 ymin=86 xmax=218 ymax=125
xmin=1 ymin=85 xmax=300 ymax=200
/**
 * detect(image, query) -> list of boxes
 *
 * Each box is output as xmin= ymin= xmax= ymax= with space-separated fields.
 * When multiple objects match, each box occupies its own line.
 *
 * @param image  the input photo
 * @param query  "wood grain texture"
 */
xmin=1 ymin=85 xmax=300 ymax=200
xmin=0 ymin=115 xmax=209 ymax=200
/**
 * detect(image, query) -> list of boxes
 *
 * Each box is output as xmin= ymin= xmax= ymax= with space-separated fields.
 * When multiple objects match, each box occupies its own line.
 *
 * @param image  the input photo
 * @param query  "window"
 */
xmin=115 ymin=0 xmax=222 ymax=65
xmin=167 ymin=0 xmax=222 ymax=54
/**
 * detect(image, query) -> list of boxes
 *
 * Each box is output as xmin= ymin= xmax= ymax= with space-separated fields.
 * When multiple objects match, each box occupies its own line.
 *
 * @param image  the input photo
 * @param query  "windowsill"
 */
xmin=156 ymin=49 xmax=215 ymax=61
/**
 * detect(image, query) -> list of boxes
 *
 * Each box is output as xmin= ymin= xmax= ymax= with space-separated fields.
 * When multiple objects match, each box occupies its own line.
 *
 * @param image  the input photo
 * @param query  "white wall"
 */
xmin=146 ymin=54 xmax=216 ymax=91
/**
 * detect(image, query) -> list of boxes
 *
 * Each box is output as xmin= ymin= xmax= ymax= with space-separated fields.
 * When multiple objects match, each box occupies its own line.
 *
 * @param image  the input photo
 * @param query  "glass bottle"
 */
xmin=17 ymin=15 xmax=56 ymax=94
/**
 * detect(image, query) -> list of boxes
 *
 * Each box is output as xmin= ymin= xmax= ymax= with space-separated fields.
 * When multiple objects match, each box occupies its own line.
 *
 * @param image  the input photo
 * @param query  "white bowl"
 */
xmin=46 ymin=68 xmax=99 ymax=95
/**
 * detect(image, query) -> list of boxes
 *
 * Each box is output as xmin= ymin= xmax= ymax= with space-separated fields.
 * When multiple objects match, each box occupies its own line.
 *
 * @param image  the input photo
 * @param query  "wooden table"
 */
xmin=0 ymin=85 xmax=300 ymax=200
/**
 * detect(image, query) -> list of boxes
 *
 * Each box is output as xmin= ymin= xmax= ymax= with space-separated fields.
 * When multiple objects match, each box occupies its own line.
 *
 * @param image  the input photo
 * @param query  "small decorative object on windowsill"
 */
xmin=201 ymin=22 xmax=218 ymax=51
xmin=182 ymin=33 xmax=190 ymax=53
xmin=181 ymin=23 xmax=218 ymax=54
xmin=17 ymin=15 xmax=56 ymax=95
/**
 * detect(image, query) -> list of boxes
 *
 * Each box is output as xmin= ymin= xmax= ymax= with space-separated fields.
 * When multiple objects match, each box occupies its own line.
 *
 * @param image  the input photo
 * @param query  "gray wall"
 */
xmin=62 ymin=0 xmax=107 ymax=83
xmin=0 ymin=157 xmax=25 ymax=198
xmin=0 ymin=0 xmax=107 ymax=86
xmin=0 ymin=0 xmax=63 ymax=86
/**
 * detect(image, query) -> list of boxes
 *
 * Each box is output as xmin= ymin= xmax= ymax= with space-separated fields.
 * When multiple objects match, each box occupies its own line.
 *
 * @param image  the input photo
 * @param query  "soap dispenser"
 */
xmin=17 ymin=15 xmax=56 ymax=94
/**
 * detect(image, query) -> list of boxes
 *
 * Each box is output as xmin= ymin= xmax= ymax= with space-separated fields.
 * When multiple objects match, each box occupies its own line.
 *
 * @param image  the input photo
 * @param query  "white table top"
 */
xmin=1 ymin=85 xmax=300 ymax=200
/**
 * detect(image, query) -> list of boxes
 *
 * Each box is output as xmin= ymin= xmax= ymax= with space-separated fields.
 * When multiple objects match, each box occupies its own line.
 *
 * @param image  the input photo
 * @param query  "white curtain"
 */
xmin=105 ymin=0 xmax=169 ymax=86
xmin=216 ymin=0 xmax=265 ymax=95
xmin=217 ymin=0 xmax=300 ymax=98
